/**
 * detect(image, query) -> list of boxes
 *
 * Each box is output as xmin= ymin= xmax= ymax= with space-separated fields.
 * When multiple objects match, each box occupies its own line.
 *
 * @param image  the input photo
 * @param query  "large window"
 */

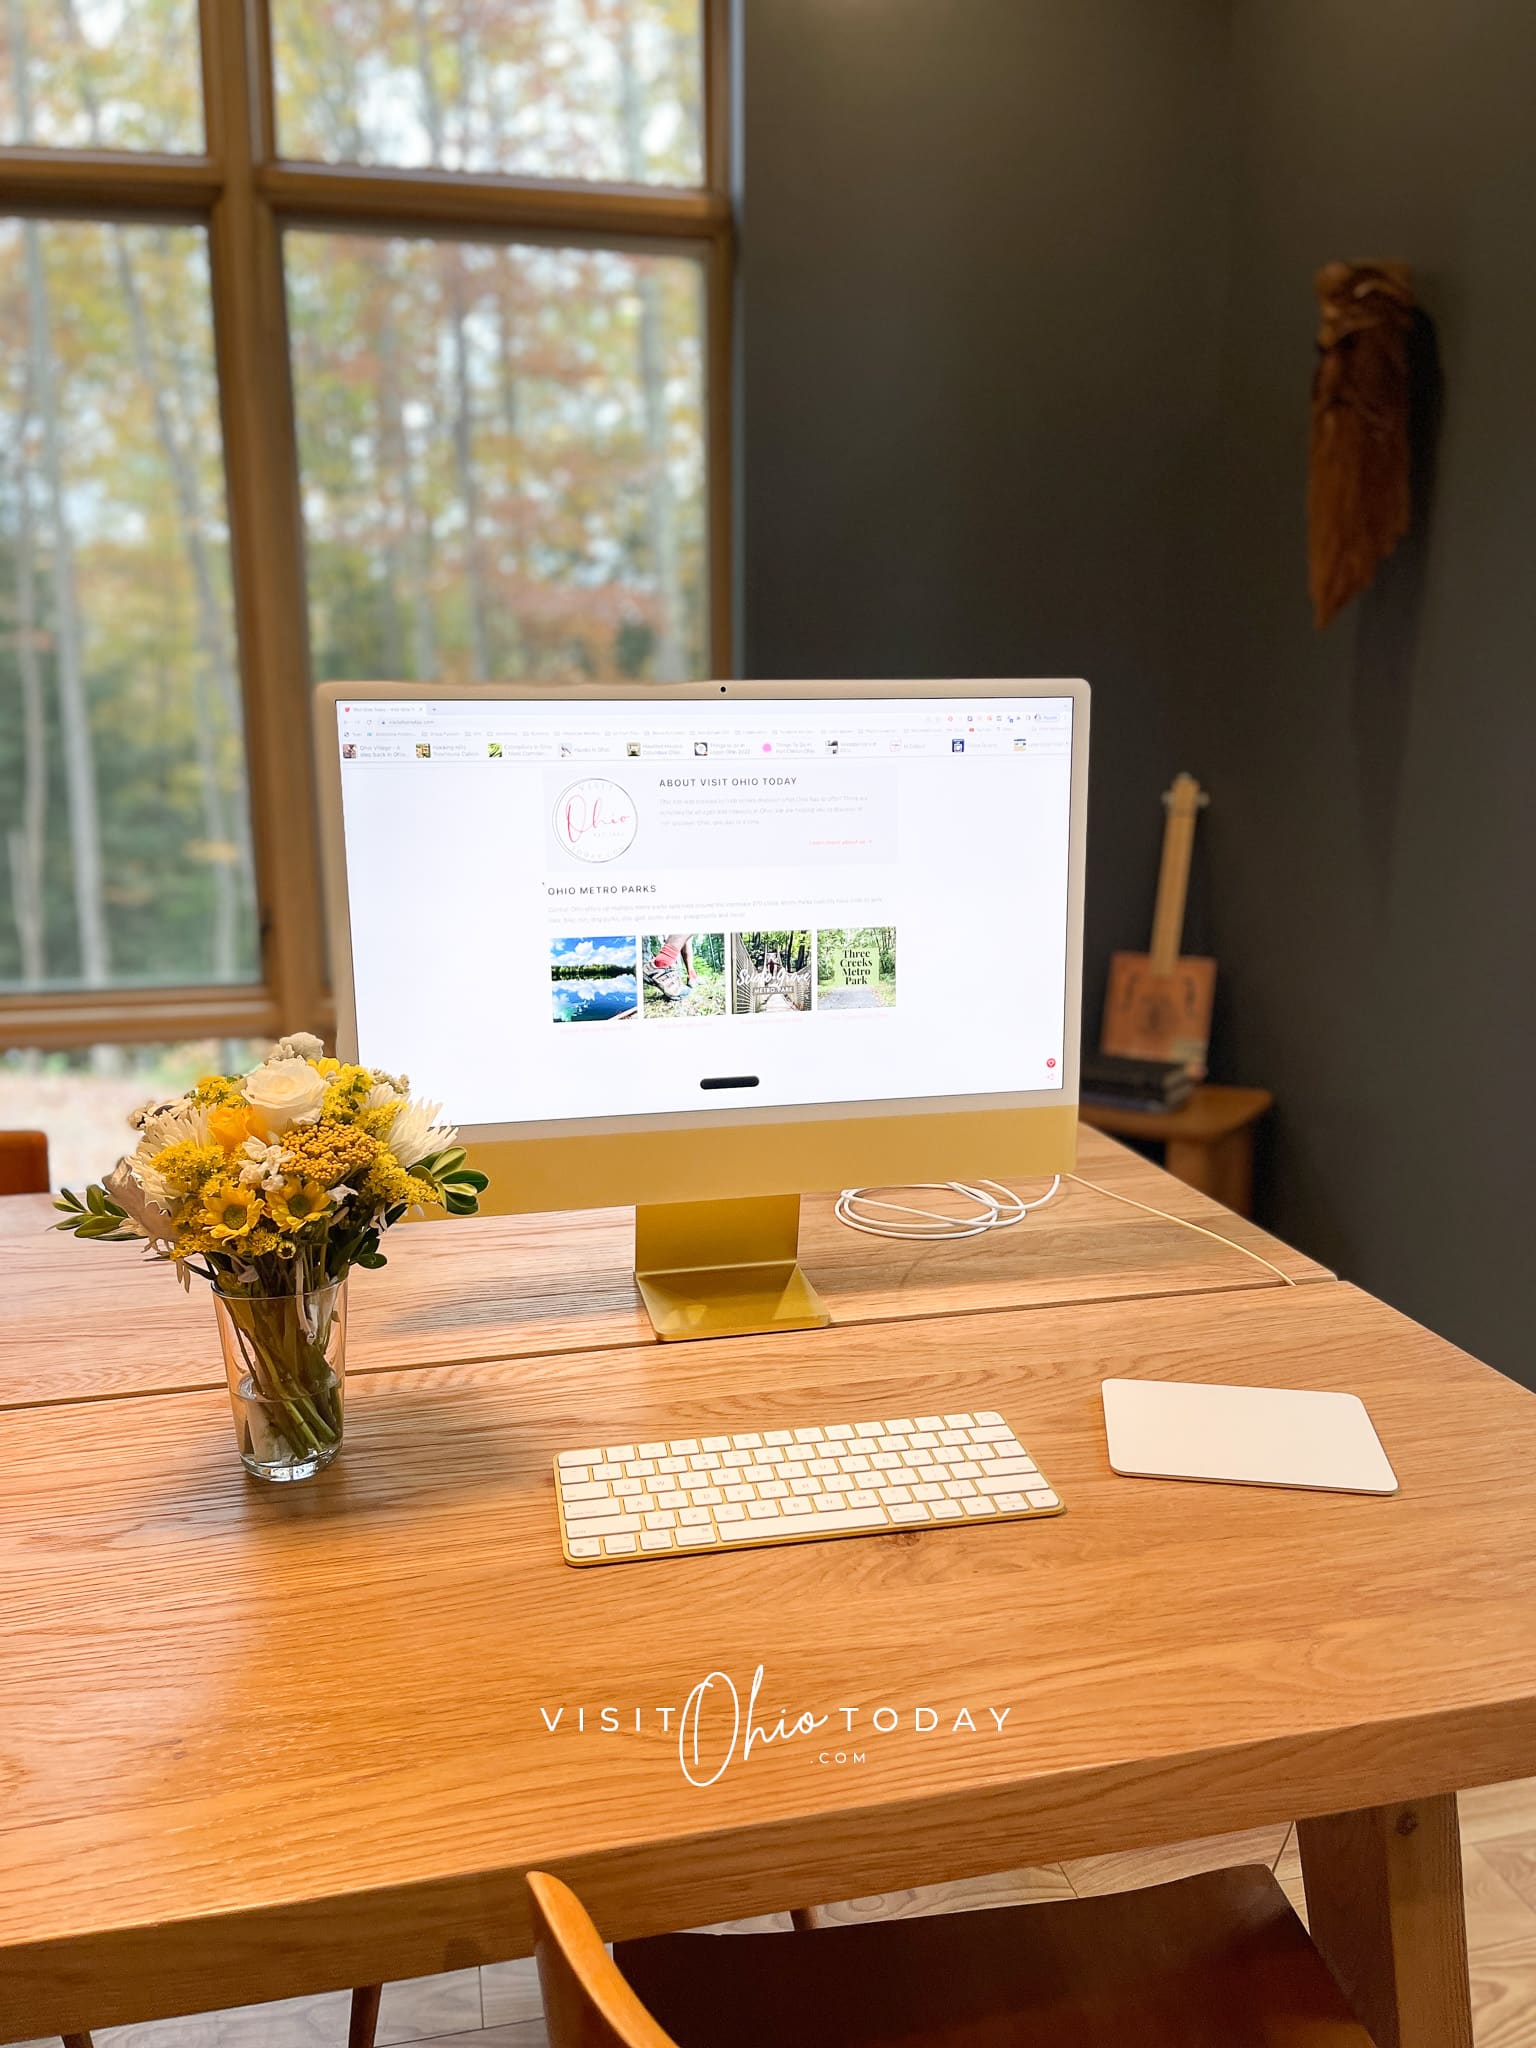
xmin=0 ymin=0 xmax=729 ymax=1096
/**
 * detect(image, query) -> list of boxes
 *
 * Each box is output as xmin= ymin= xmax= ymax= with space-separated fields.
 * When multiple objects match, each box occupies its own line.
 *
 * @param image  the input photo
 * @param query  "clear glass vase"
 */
xmin=214 ymin=1281 xmax=347 ymax=1482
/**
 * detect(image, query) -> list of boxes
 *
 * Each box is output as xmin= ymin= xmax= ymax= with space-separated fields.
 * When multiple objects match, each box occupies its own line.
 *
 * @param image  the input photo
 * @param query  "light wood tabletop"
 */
xmin=1 ymin=1278 xmax=1523 ymax=2046
xmin=0 ymin=1127 xmax=1329 ymax=1411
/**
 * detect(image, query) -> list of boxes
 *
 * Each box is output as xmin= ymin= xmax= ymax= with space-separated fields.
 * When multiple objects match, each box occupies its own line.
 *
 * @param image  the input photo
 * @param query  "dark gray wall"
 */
xmin=736 ymin=0 xmax=1232 ymax=1024
xmin=1188 ymin=1 xmax=1536 ymax=1379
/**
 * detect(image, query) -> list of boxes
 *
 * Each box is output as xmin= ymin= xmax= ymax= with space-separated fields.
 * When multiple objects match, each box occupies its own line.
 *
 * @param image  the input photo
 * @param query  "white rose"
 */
xmin=244 ymin=1058 xmax=328 ymax=1134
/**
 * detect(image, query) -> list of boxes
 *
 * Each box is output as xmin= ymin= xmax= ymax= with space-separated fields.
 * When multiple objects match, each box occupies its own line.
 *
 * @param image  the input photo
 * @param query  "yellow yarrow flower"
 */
xmin=282 ymin=1123 xmax=378 ymax=1187
xmin=201 ymin=1180 xmax=263 ymax=1240
xmin=154 ymin=1140 xmax=229 ymax=1197
xmin=268 ymin=1179 xmax=331 ymax=1232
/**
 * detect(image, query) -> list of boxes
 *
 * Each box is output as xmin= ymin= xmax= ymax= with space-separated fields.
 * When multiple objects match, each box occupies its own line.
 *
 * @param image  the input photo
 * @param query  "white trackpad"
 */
xmin=1101 ymin=1378 xmax=1398 ymax=1495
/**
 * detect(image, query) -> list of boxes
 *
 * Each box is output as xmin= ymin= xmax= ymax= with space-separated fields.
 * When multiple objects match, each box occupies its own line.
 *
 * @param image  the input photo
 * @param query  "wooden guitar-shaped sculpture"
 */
xmin=1100 ymin=773 xmax=1216 ymax=1076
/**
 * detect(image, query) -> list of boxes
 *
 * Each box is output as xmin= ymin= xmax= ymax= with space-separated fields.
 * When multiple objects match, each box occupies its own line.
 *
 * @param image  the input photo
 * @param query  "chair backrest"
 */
xmin=0 ymin=1129 xmax=50 ymax=1196
xmin=528 ymin=1872 xmax=680 ymax=2048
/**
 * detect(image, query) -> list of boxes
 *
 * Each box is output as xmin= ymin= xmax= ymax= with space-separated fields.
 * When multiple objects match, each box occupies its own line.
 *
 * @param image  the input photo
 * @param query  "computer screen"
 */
xmin=331 ymin=692 xmax=1076 ymax=1130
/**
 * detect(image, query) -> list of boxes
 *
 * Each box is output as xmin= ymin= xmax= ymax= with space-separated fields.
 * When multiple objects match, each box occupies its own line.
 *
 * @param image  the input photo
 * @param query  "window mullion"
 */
xmin=199 ymin=0 xmax=326 ymax=1036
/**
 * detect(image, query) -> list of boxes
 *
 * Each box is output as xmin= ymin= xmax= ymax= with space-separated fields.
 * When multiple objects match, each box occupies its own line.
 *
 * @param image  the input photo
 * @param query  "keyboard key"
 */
xmin=568 ymin=1537 xmax=601 ymax=1557
xmin=691 ymin=1487 xmax=723 ymax=1506
xmin=732 ymin=1433 xmax=763 ymax=1449
xmin=825 ymin=1423 xmax=856 ymax=1440
xmin=720 ymin=1515 xmax=784 ymax=1539
xmin=1026 ymin=1488 xmax=1060 ymax=1508
xmin=794 ymin=1426 xmax=824 ymax=1443
xmin=655 ymin=1490 xmax=688 ymax=1510
xmin=612 ymin=1480 xmax=643 ymax=1498
xmin=558 ymin=1466 xmax=589 ymax=1484
xmin=689 ymin=1452 xmax=721 ymax=1470
xmin=625 ymin=1460 xmax=656 ymax=1478
xmin=702 ymin=1435 xmax=731 ymax=1452
xmin=804 ymin=1504 xmax=890 ymax=1531
xmin=843 ymin=1453 xmax=872 ymax=1472
xmin=809 ymin=1457 xmax=838 ymax=1476
xmin=943 ymin=1413 xmax=974 ymax=1428
xmin=631 ymin=1495 xmax=656 ymax=1515
xmin=638 ymin=1441 xmax=668 ymax=1459
xmin=565 ymin=1512 xmax=643 ymax=1539
xmin=933 ymin=1447 xmax=962 ymax=1465
xmin=748 ymin=1501 xmax=781 ymax=1520
xmin=952 ymin=1461 xmax=981 ymax=1480
xmin=877 ymin=1435 xmax=908 ymax=1453
xmin=782 ymin=1497 xmax=813 ymax=1515
xmin=559 ymin=1448 xmax=601 ymax=1467
xmin=962 ymin=1497 xmax=993 ymax=1517
xmin=912 ymin=1483 xmax=944 ymax=1501
xmin=724 ymin=1483 xmax=755 ymax=1503
xmin=876 ymin=1485 xmax=912 ymax=1505
xmin=980 ymin=1457 xmax=1036 ymax=1478
xmin=722 ymin=1449 xmax=752 ymax=1468
xmin=884 ymin=1418 xmax=916 ymax=1434
xmin=975 ymin=1410 xmax=1004 ymax=1426
xmin=909 ymin=1431 xmax=938 ymax=1448
xmin=679 ymin=1507 xmax=711 ymax=1527
xmin=757 ymin=1445 xmax=786 ymax=1463
xmin=640 ymin=1531 xmax=673 ymax=1551
xmin=854 ymin=1422 xmax=884 ymax=1437
xmin=677 ymin=1525 xmax=713 ymax=1546
xmin=915 ymin=1414 xmax=944 ymax=1430
xmin=669 ymin=1438 xmax=700 ymax=1455
xmin=820 ymin=1475 xmax=851 ymax=1497
xmin=759 ymin=1481 xmax=789 ymax=1499
xmin=605 ymin=1444 xmax=637 ymax=1461
xmin=561 ymin=1481 xmax=609 ymax=1502
xmin=780 ymin=1461 xmax=807 ymax=1479
xmin=846 ymin=1489 xmax=879 ymax=1508
xmin=974 ymin=1476 xmax=1031 ymax=1499
xmin=890 ymin=1503 xmax=930 ymax=1524
xmin=764 ymin=1429 xmax=793 ymax=1446
xmin=591 ymin=1463 xmax=623 ymax=1482
xmin=931 ymin=1501 xmax=963 ymax=1519
xmin=938 ymin=1429 xmax=969 ymax=1446
xmin=657 ymin=1455 xmax=687 ymax=1473
xmin=944 ymin=1480 xmax=977 ymax=1499
xmin=716 ymin=1502 xmax=746 ymax=1522
xmin=993 ymin=1493 xmax=1028 ymax=1512
xmin=791 ymin=1478 xmax=820 ymax=1496
xmin=644 ymin=1510 xmax=677 ymax=1529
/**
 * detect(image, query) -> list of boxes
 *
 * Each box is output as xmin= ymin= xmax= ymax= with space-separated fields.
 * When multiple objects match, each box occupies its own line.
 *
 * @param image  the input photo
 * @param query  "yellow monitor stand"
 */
xmin=634 ymin=1193 xmax=829 ymax=1341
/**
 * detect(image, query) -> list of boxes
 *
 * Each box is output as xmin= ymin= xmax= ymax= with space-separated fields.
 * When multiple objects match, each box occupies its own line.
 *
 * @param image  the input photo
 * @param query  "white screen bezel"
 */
xmin=314 ymin=677 xmax=1089 ymax=1142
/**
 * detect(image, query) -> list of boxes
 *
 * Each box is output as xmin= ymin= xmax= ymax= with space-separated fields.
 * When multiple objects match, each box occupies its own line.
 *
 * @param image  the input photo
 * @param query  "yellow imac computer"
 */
xmin=314 ymin=679 xmax=1088 ymax=1341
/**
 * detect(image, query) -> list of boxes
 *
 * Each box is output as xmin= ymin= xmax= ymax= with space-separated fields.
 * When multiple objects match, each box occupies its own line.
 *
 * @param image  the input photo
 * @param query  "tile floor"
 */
xmin=13 ymin=1780 xmax=1536 ymax=2048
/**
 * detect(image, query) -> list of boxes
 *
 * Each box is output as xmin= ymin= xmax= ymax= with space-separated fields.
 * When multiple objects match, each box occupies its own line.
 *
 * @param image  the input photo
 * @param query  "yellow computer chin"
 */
xmin=315 ymin=678 xmax=1089 ymax=1340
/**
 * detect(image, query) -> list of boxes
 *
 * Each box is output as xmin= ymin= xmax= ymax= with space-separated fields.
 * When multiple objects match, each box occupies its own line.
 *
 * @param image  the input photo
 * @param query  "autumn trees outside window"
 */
xmin=0 ymin=0 xmax=728 ymax=1156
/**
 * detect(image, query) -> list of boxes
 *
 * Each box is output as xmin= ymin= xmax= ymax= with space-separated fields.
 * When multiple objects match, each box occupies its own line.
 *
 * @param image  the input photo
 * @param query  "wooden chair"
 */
xmin=528 ymin=1865 xmax=1374 ymax=2047
xmin=0 ymin=1128 xmax=49 ymax=1196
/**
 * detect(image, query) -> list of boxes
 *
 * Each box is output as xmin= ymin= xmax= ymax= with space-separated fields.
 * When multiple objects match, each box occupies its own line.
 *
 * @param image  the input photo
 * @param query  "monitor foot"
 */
xmin=634 ymin=1194 xmax=831 ymax=1341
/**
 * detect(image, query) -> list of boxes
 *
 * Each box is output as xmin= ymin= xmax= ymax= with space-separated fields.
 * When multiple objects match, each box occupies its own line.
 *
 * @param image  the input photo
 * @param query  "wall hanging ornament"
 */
xmin=1307 ymin=260 xmax=1418 ymax=629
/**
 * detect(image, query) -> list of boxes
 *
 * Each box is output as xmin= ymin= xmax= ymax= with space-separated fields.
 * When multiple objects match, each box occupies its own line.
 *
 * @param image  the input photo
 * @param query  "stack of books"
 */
xmin=1080 ymin=1053 xmax=1196 ymax=1115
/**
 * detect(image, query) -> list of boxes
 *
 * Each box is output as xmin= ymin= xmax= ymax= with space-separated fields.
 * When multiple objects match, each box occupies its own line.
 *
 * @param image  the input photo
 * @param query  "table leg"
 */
xmin=1164 ymin=1129 xmax=1255 ymax=1216
xmin=1296 ymin=1795 xmax=1472 ymax=2048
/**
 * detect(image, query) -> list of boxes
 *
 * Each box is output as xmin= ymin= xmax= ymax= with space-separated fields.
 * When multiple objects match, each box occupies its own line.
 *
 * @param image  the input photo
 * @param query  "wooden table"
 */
xmin=0 ymin=1126 xmax=1327 ymax=1411
xmin=1080 ymin=1084 xmax=1274 ymax=1216
xmin=3 ymin=1135 xmax=1513 ymax=2048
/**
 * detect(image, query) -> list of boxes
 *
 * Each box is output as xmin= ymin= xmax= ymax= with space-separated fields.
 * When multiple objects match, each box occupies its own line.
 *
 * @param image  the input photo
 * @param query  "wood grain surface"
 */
xmin=2 ymin=1279 xmax=1528 ymax=2038
xmin=0 ymin=1127 xmax=1330 ymax=1410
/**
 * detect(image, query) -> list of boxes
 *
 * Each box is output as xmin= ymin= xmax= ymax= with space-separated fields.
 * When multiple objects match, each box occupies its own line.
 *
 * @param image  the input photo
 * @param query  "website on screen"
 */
xmin=335 ymin=696 xmax=1074 ymax=1126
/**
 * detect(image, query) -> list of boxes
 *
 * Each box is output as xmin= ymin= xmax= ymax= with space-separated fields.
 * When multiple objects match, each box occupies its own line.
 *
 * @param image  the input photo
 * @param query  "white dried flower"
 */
xmin=385 ymin=1097 xmax=456 ymax=1169
xmin=270 ymin=1031 xmax=325 ymax=1063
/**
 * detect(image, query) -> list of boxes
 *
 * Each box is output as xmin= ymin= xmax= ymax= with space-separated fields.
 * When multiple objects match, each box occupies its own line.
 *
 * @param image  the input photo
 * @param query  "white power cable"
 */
xmin=834 ymin=1176 xmax=1061 ymax=1241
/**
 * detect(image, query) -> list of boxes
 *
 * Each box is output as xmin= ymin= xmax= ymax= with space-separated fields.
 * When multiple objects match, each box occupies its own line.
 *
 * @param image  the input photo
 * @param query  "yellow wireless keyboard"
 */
xmin=554 ymin=1409 xmax=1062 ymax=1565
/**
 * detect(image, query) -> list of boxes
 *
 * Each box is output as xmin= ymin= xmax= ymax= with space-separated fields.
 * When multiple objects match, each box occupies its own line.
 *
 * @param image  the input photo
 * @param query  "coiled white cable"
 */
xmin=834 ymin=1176 xmax=1061 ymax=1240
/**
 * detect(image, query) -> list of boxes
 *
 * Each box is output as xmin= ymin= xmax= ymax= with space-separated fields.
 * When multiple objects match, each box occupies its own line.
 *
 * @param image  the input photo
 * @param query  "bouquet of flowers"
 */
xmin=54 ymin=1033 xmax=486 ymax=1478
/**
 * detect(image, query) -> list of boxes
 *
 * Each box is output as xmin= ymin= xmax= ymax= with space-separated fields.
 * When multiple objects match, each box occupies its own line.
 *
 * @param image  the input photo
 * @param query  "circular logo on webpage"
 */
xmin=553 ymin=777 xmax=637 ymax=863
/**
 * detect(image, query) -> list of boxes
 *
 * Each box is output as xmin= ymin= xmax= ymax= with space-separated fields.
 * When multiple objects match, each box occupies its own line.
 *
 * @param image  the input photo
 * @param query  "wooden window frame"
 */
xmin=0 ymin=0 xmax=734 ymax=1052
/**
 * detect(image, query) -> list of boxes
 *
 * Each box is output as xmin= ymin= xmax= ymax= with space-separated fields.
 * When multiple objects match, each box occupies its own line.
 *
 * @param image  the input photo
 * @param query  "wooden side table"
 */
xmin=1079 ymin=1084 xmax=1273 ymax=1218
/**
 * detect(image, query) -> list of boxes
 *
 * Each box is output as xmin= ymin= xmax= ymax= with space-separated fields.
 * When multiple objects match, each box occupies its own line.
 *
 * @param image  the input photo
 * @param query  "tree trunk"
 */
xmin=617 ymin=1 xmax=687 ymax=681
xmin=10 ymin=0 xmax=109 ymax=985
xmin=413 ymin=0 xmax=490 ymax=680
xmin=2 ymin=414 xmax=49 ymax=985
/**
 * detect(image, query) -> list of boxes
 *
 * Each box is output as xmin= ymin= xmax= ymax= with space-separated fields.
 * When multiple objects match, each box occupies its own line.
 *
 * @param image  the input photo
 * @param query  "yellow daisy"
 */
xmin=201 ymin=1181 xmax=262 ymax=1240
xmin=268 ymin=1178 xmax=332 ymax=1232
